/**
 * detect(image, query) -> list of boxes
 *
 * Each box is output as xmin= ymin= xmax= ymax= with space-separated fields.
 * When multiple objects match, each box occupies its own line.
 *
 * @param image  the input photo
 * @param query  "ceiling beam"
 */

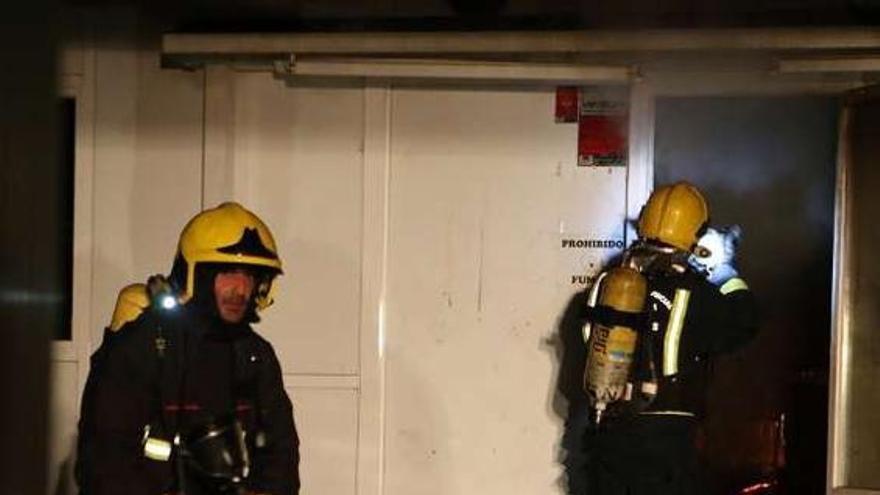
xmin=164 ymin=28 xmax=880 ymax=57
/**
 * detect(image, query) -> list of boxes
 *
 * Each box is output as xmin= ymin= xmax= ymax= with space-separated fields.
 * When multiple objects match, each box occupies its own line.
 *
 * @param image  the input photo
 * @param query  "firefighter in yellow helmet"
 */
xmin=576 ymin=182 xmax=757 ymax=495
xmin=76 ymin=203 xmax=300 ymax=495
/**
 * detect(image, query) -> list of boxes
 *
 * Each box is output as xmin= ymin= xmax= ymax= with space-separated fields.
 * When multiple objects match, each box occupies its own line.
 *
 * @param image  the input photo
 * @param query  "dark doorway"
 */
xmin=654 ymin=96 xmax=838 ymax=494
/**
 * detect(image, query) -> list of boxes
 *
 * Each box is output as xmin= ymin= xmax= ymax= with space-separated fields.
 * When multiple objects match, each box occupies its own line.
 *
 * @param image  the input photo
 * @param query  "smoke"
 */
xmin=654 ymin=96 xmax=837 ymax=232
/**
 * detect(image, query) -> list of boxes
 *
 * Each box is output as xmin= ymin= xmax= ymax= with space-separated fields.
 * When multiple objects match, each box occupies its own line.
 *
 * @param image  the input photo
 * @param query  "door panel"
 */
xmin=208 ymin=71 xmax=367 ymax=495
xmin=231 ymin=73 xmax=364 ymax=376
xmin=289 ymin=386 xmax=359 ymax=494
xmin=384 ymin=87 xmax=627 ymax=494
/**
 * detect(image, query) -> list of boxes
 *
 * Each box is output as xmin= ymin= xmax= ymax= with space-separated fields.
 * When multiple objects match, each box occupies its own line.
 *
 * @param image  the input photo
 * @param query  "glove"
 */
xmin=689 ymin=225 xmax=742 ymax=286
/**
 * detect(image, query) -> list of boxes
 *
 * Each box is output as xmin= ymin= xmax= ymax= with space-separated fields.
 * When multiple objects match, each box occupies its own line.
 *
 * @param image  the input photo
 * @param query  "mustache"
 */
xmin=219 ymin=294 xmax=249 ymax=306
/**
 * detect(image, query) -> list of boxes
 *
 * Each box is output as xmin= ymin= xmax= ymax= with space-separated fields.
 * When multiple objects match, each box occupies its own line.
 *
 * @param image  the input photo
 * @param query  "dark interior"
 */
xmin=655 ymin=96 xmax=838 ymax=494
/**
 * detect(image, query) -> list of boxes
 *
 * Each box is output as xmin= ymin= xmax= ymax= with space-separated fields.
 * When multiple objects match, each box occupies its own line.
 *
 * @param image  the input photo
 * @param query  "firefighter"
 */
xmin=76 ymin=202 xmax=300 ymax=495
xmin=581 ymin=181 xmax=758 ymax=494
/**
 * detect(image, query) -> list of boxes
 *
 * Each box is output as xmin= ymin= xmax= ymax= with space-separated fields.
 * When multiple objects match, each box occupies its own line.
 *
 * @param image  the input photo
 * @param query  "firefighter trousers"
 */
xmin=581 ymin=414 xmax=706 ymax=495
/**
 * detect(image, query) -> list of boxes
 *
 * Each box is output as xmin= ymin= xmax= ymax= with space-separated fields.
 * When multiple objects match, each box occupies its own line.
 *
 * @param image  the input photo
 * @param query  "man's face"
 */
xmin=213 ymin=268 xmax=256 ymax=323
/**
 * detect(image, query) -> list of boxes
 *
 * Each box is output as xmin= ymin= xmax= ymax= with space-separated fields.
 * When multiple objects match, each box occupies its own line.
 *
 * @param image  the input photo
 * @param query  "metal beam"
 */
xmin=274 ymin=57 xmax=631 ymax=83
xmin=779 ymin=57 xmax=880 ymax=73
xmin=164 ymin=28 xmax=880 ymax=57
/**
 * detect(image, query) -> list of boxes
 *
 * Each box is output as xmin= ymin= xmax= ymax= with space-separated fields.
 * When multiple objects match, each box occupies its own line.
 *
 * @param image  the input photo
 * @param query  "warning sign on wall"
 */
xmin=559 ymin=234 xmax=626 ymax=288
xmin=577 ymin=88 xmax=628 ymax=167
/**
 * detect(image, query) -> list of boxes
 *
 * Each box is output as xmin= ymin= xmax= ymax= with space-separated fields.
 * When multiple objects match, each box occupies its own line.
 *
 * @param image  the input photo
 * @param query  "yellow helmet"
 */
xmin=172 ymin=202 xmax=283 ymax=310
xmin=637 ymin=181 xmax=708 ymax=252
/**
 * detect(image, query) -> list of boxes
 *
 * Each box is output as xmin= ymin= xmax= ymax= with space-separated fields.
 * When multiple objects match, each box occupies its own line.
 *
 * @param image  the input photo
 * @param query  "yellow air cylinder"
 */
xmin=583 ymin=266 xmax=647 ymax=423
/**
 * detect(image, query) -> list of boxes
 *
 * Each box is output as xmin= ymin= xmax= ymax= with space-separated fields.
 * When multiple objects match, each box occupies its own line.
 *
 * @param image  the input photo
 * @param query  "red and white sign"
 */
xmin=576 ymin=88 xmax=629 ymax=167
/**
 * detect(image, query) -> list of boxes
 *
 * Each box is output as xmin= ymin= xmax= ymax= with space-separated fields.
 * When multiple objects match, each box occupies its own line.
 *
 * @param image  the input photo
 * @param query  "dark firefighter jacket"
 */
xmin=633 ymin=268 xmax=758 ymax=417
xmin=566 ymin=267 xmax=757 ymax=494
xmin=76 ymin=300 xmax=300 ymax=495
